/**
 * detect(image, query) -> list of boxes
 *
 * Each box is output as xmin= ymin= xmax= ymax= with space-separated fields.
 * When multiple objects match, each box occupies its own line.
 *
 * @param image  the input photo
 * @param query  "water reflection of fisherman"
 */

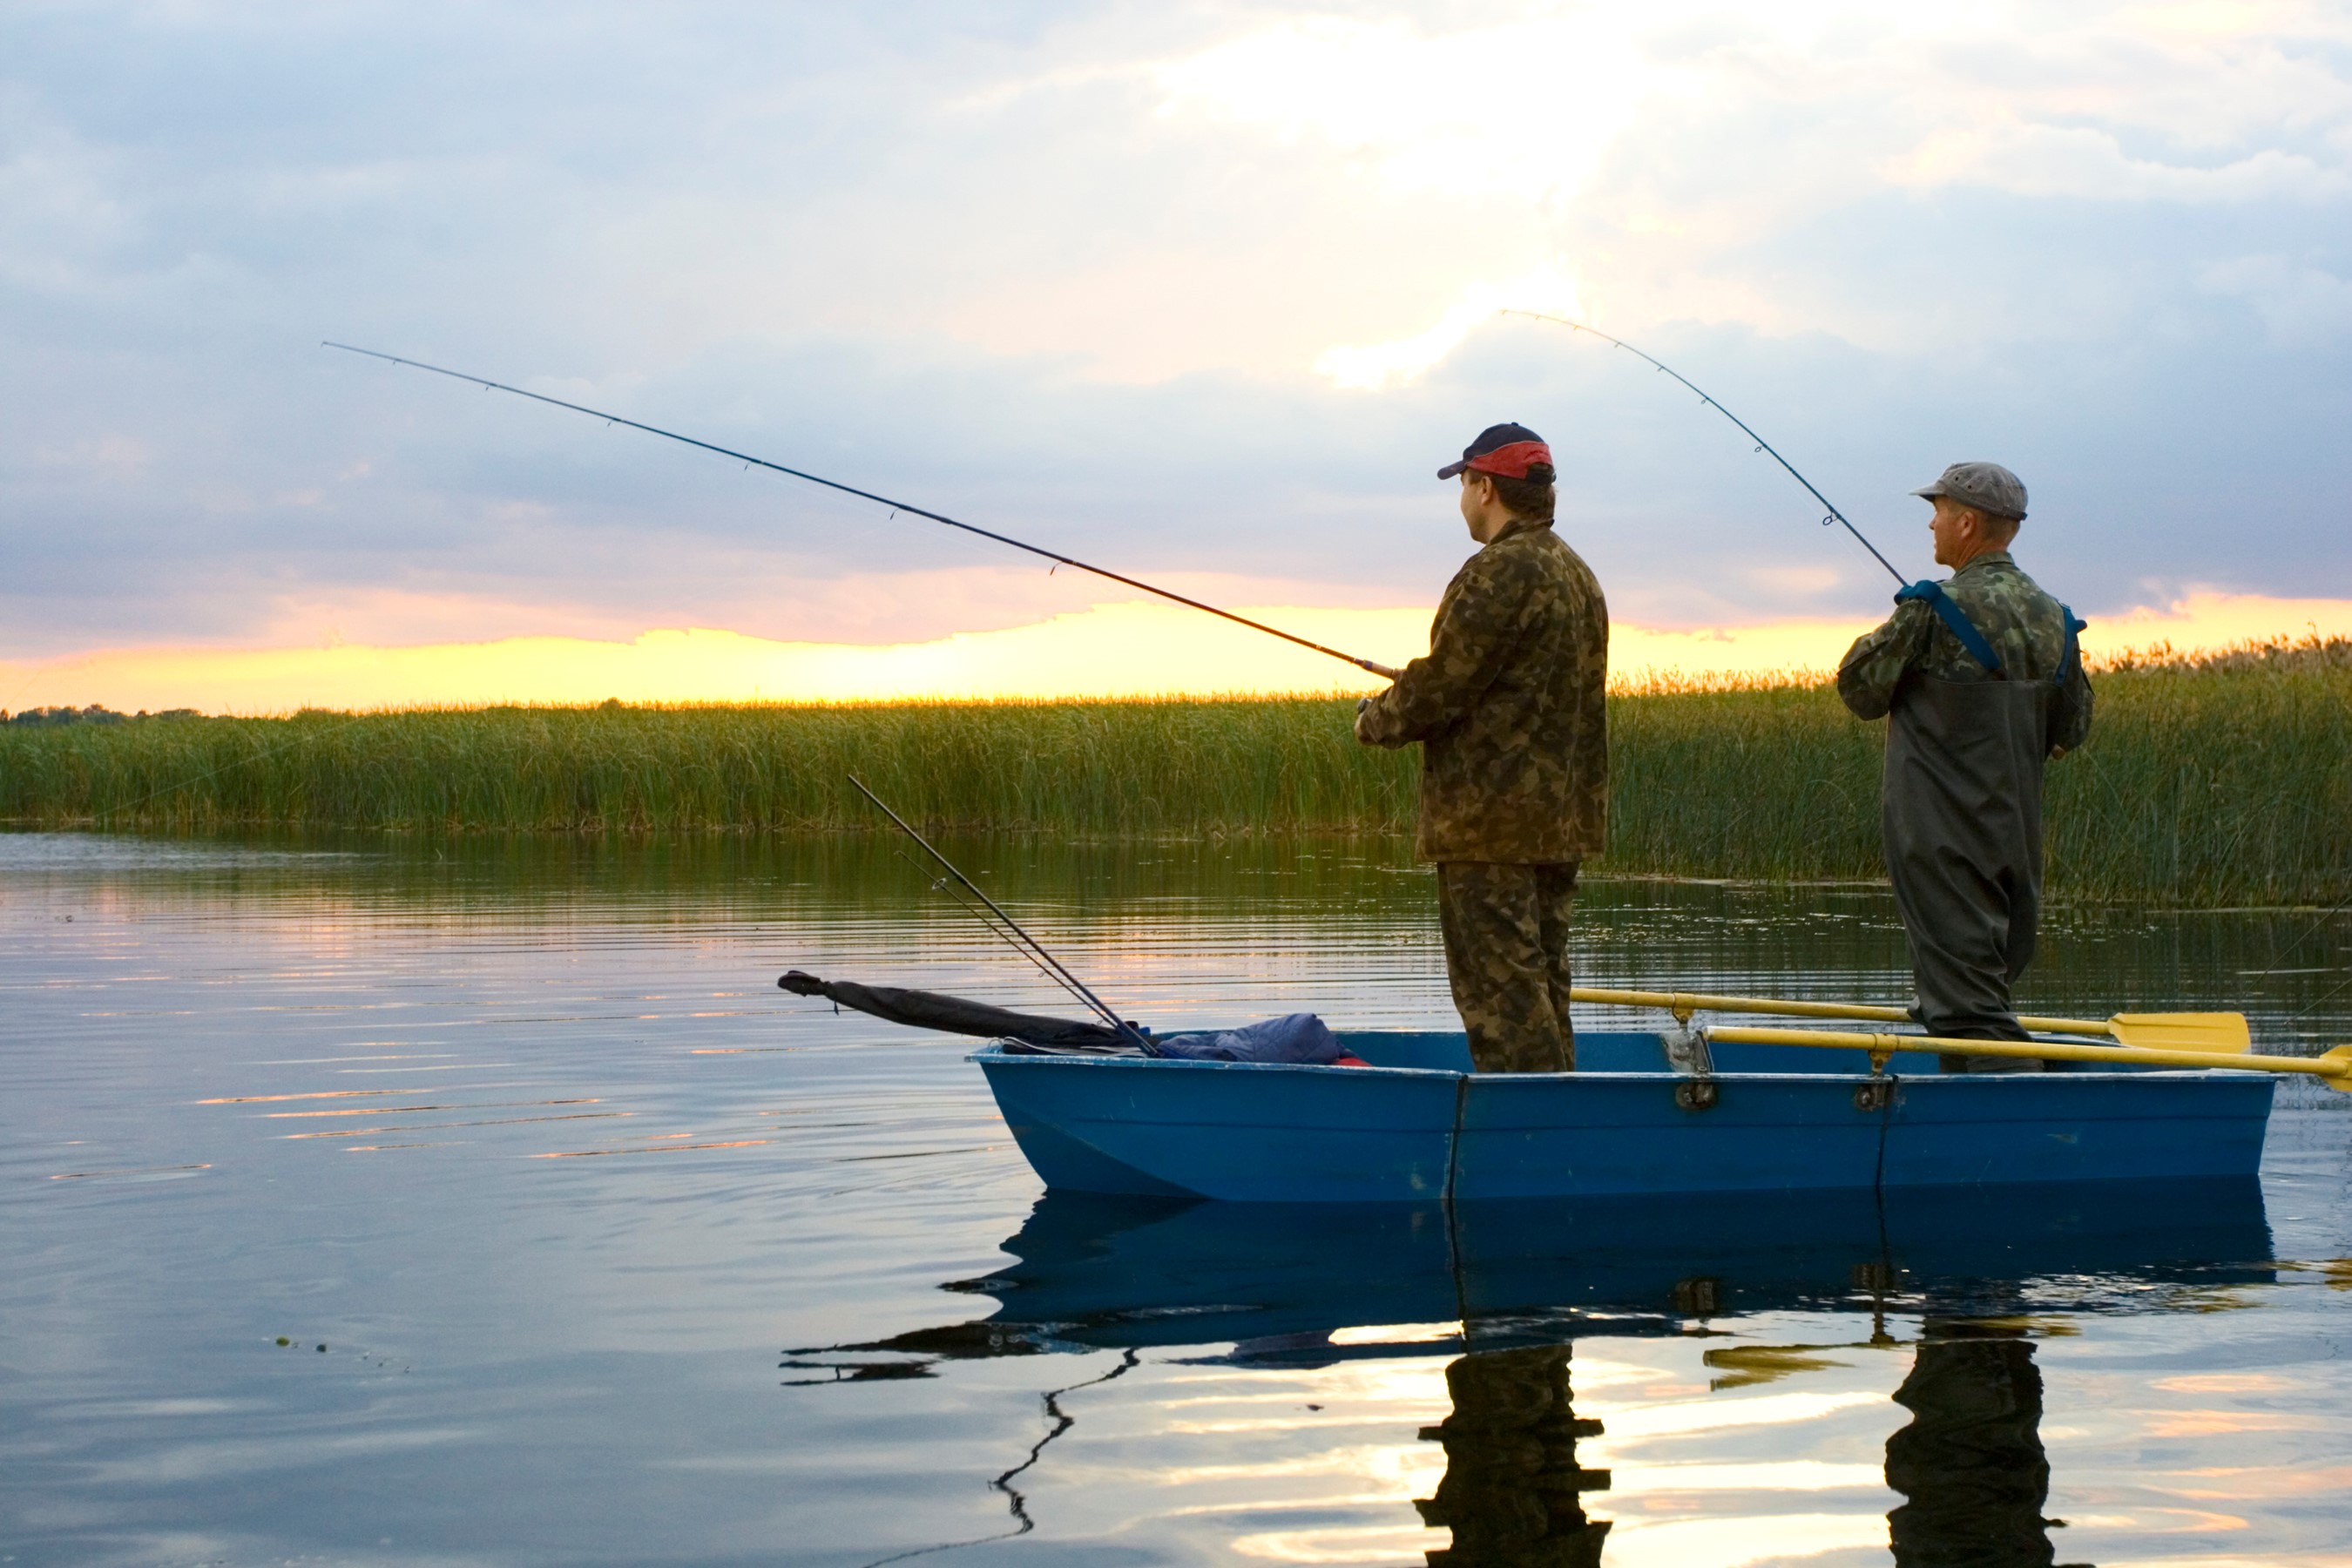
xmin=1886 ymin=1320 xmax=2081 ymax=1568
xmin=1416 ymin=1342 xmax=1611 ymax=1566
xmin=1355 ymin=424 xmax=1611 ymax=1075
xmin=1836 ymin=463 xmax=2093 ymax=1065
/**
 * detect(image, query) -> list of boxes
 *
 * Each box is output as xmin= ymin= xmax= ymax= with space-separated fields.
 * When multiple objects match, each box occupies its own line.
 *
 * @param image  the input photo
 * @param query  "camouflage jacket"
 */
xmin=1836 ymin=551 xmax=2093 ymax=751
xmin=1357 ymin=519 xmax=1609 ymax=863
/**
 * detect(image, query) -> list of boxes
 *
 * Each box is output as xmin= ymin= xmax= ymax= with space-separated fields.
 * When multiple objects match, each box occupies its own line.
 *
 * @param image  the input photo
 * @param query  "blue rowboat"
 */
xmin=972 ymin=1028 xmax=2276 ymax=1203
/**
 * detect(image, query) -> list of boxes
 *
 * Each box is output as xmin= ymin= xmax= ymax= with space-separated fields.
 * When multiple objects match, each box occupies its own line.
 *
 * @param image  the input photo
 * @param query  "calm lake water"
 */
xmin=3 ymin=831 xmax=2348 ymax=1567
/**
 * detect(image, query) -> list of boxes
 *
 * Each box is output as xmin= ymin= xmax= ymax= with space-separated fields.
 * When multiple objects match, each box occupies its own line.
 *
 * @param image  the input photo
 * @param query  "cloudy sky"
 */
xmin=4 ymin=1 xmax=2349 ymax=701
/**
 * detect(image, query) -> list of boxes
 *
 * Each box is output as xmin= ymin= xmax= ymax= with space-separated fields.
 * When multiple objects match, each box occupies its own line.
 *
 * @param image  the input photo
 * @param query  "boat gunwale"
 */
xmin=966 ymin=1041 xmax=2280 ymax=1086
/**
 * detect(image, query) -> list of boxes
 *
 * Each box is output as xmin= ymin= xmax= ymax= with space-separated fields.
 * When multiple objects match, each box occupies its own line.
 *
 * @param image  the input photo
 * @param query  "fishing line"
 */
xmin=2253 ymin=881 xmax=2352 ymax=977
xmin=879 ymin=838 xmax=1091 ymax=1017
xmin=2285 ymin=954 xmax=2352 ymax=1024
xmin=848 ymin=775 xmax=1147 ymax=1048
xmin=326 ymin=342 xmax=1398 ymax=679
xmin=883 ymin=844 xmax=1105 ymax=1021
xmin=2288 ymin=980 xmax=2352 ymax=1027
xmin=1503 ymin=310 xmax=1909 ymax=586
xmin=2224 ymin=875 xmax=2352 ymax=1026
xmin=0 ymin=652 xmax=98 ymax=719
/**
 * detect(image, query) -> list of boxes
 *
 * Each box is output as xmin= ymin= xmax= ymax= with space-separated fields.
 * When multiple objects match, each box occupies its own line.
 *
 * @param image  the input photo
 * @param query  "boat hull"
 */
xmin=974 ymin=1029 xmax=2276 ymax=1202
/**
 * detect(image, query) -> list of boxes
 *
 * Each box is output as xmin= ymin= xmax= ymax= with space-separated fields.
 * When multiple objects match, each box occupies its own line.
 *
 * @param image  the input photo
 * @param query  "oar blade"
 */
xmin=2108 ymin=1012 xmax=2252 ymax=1053
xmin=2315 ymin=1045 xmax=2352 ymax=1093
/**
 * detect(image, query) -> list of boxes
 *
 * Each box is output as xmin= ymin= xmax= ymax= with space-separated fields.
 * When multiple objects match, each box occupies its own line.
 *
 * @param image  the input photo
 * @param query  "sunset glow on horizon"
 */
xmin=8 ymin=591 xmax=2345 ymax=717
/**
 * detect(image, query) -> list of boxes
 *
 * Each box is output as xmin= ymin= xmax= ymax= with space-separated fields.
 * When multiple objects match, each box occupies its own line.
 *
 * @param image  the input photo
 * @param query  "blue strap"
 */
xmin=2058 ymin=605 xmax=2085 ymax=684
xmin=1895 ymin=580 xmax=2004 ymax=676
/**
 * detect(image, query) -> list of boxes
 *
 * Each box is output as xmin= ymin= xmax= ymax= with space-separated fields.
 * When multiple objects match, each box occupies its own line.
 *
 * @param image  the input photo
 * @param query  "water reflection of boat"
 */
xmin=797 ymin=1182 xmax=2273 ymax=1568
xmin=805 ymin=1177 xmax=2273 ymax=1372
xmin=975 ymin=1028 xmax=2278 ymax=1201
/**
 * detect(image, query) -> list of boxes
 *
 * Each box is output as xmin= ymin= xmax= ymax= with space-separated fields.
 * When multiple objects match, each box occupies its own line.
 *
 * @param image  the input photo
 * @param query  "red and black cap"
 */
xmin=1436 ymin=422 xmax=1554 ymax=483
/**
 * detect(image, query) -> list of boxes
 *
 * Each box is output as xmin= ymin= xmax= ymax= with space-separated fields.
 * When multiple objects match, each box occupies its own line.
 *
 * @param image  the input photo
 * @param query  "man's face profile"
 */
xmin=1928 ymin=495 xmax=2008 ymax=568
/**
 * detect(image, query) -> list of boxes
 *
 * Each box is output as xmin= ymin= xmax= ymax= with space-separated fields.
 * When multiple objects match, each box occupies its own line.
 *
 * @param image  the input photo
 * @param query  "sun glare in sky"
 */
xmin=1316 ymin=272 xmax=1585 ymax=390
xmin=1154 ymin=16 xmax=1659 ymax=202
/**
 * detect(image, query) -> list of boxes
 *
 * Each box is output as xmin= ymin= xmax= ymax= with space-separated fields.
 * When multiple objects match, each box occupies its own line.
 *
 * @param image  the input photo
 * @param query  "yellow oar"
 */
xmin=1571 ymin=988 xmax=2252 ymax=1053
xmin=1700 ymin=1024 xmax=2352 ymax=1091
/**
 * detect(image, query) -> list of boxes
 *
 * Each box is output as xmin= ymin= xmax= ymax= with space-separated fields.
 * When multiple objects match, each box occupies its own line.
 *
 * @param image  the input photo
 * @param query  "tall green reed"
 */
xmin=4 ymin=658 xmax=2345 ymax=904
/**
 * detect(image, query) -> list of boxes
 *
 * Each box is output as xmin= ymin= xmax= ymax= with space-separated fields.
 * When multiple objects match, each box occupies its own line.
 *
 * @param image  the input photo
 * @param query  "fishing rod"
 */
xmin=846 ymin=775 xmax=1152 ymax=1051
xmin=880 ymin=843 xmax=1098 ymax=1016
xmin=325 ymin=342 xmax=1399 ymax=680
xmin=1502 ymin=310 xmax=1909 ymax=586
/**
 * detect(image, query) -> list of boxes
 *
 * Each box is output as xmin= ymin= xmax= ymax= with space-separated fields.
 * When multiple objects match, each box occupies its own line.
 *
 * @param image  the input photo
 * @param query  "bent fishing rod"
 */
xmin=1502 ymin=310 xmax=1909 ymax=587
xmin=325 ymin=342 xmax=1399 ymax=680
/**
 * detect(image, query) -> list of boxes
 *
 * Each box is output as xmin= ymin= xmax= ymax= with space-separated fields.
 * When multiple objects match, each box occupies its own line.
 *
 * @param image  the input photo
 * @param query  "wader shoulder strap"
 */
xmin=1896 ymin=580 xmax=2004 ymax=676
xmin=2059 ymin=604 xmax=2086 ymax=683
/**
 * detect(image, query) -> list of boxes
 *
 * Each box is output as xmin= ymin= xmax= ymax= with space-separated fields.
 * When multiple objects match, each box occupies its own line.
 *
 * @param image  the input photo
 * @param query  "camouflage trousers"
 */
xmin=1436 ymin=861 xmax=1579 ymax=1074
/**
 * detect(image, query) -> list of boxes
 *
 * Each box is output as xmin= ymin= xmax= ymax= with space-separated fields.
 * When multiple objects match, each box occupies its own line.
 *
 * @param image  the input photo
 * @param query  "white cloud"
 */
xmin=0 ymin=105 xmax=136 ymax=295
xmin=32 ymin=434 xmax=151 ymax=472
xmin=1315 ymin=269 xmax=1584 ymax=390
xmin=3 ymin=2 xmax=2350 ymax=666
xmin=1882 ymin=121 xmax=2349 ymax=202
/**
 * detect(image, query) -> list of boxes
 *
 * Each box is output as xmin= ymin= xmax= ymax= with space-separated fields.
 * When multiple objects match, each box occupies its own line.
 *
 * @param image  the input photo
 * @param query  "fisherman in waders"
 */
xmin=1355 ymin=423 xmax=1609 ymax=1073
xmin=1838 ymin=463 xmax=2092 ymax=1069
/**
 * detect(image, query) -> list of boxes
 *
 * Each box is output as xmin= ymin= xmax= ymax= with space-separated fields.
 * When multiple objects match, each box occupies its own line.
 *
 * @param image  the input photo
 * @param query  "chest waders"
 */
xmin=1885 ymin=583 xmax=2085 ymax=1064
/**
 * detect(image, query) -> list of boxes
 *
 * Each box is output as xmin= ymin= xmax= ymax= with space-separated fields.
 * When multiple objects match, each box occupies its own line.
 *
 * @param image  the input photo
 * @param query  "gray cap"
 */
xmin=1913 ymin=461 xmax=2026 ymax=521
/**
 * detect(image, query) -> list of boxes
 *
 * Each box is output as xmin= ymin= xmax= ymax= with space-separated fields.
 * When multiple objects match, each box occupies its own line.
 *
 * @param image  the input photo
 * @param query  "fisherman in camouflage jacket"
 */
xmin=1839 ymin=462 xmax=2093 ymax=1066
xmin=1356 ymin=423 xmax=1610 ymax=1073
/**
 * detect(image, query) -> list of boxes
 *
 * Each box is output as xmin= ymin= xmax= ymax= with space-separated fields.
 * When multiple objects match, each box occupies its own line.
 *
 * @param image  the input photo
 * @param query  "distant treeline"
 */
xmin=3 ymin=705 xmax=201 ymax=727
xmin=3 ymin=637 xmax=2346 ymax=905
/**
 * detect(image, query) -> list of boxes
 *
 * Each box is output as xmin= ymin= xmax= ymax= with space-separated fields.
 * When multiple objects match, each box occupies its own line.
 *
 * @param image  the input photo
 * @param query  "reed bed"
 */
xmin=4 ymin=639 xmax=2346 ymax=904
xmin=0 ymin=700 xmax=1413 ymax=838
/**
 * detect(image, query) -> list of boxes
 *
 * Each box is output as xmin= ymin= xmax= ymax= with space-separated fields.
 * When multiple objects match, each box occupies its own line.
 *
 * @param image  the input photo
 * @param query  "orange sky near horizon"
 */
xmin=5 ymin=591 xmax=2347 ymax=717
